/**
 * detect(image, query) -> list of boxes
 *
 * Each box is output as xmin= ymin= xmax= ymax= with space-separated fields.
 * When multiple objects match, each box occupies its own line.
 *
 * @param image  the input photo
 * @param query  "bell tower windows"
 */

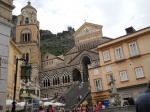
xmin=25 ymin=17 xmax=29 ymax=24
xmin=21 ymin=29 xmax=31 ymax=42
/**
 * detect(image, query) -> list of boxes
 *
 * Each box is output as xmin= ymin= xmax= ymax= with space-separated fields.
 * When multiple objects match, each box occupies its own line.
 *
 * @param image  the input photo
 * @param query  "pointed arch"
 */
xmin=48 ymin=79 xmax=50 ymax=86
xmin=68 ymin=75 xmax=70 ymax=82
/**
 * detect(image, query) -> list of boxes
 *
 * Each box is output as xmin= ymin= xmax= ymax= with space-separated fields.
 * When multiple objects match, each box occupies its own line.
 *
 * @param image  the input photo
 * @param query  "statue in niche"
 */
xmin=109 ymin=75 xmax=117 ymax=94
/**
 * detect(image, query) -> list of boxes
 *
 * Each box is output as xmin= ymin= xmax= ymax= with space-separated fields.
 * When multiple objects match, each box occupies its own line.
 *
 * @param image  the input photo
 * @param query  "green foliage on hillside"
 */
xmin=40 ymin=27 xmax=75 ymax=56
xmin=40 ymin=37 xmax=74 ymax=56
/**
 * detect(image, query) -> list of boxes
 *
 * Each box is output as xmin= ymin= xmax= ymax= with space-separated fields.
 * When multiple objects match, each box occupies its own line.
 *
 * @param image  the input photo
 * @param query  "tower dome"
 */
xmin=18 ymin=1 xmax=38 ymax=25
xmin=21 ymin=1 xmax=37 ymax=12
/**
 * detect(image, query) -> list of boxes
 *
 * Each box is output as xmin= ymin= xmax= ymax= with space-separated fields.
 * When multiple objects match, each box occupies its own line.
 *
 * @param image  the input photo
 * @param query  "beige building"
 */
xmin=42 ymin=53 xmax=64 ymax=70
xmin=7 ymin=39 xmax=22 ymax=101
xmin=89 ymin=26 xmax=150 ymax=104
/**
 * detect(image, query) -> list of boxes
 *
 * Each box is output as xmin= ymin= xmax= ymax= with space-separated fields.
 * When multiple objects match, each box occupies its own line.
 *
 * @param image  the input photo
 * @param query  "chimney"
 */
xmin=125 ymin=26 xmax=136 ymax=34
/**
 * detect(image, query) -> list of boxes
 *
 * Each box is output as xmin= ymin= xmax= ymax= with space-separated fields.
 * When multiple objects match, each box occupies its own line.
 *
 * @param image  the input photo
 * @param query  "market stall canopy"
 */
xmin=54 ymin=102 xmax=65 ymax=106
xmin=43 ymin=102 xmax=55 ymax=106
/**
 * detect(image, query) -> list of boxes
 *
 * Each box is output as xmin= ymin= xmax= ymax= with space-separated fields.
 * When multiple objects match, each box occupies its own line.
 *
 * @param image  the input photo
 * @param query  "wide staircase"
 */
xmin=58 ymin=82 xmax=90 ymax=108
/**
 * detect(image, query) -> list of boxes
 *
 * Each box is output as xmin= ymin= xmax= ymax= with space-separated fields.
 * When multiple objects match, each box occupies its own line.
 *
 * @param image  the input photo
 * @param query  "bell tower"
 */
xmin=15 ymin=1 xmax=41 ymax=98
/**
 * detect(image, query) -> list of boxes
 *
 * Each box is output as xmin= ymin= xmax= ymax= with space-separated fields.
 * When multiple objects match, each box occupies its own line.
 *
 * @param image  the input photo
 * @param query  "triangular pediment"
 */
xmin=73 ymin=22 xmax=103 ymax=37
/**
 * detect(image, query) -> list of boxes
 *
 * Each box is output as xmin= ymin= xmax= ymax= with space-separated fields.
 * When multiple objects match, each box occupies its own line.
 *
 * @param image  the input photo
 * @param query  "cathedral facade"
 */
xmin=40 ymin=22 xmax=112 ymax=99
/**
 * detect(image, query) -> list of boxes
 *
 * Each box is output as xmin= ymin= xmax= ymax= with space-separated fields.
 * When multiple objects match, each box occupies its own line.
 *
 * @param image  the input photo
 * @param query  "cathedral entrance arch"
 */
xmin=72 ymin=69 xmax=82 ymax=82
xmin=81 ymin=56 xmax=91 ymax=82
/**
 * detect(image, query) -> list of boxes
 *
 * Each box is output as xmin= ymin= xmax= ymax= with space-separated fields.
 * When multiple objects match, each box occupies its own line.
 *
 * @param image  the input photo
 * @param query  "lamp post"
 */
xmin=11 ymin=58 xmax=26 ymax=112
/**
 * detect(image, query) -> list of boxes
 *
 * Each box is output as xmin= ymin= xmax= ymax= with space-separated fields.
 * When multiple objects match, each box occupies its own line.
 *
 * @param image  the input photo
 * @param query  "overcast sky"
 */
xmin=13 ymin=0 xmax=150 ymax=38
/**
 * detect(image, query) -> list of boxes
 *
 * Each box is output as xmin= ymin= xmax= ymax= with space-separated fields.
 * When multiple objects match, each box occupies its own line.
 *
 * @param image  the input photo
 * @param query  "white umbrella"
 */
xmin=43 ymin=102 xmax=55 ymax=106
xmin=6 ymin=100 xmax=13 ymax=106
xmin=54 ymin=102 xmax=65 ymax=106
xmin=18 ymin=102 xmax=25 ymax=107
xmin=39 ymin=101 xmax=43 ymax=105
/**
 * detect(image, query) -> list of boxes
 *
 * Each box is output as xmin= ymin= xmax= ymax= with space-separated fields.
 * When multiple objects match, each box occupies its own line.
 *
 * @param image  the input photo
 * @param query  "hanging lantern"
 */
xmin=21 ymin=65 xmax=32 ymax=80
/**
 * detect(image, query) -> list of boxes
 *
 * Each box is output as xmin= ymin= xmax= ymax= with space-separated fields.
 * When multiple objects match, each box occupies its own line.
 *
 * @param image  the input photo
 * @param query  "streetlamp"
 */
xmin=11 ymin=58 xmax=31 ymax=112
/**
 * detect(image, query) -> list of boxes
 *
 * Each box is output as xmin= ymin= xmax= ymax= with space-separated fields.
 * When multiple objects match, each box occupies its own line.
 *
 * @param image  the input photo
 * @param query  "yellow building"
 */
xmin=7 ymin=39 xmax=22 ymax=101
xmin=89 ymin=26 xmax=150 ymax=104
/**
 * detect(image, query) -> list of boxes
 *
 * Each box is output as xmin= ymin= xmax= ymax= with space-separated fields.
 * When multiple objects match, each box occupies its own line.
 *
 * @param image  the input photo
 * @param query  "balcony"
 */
xmin=95 ymin=87 xmax=102 ymax=92
xmin=20 ymin=88 xmax=40 ymax=100
xmin=129 ymin=51 xmax=141 ymax=58
xmin=115 ymin=55 xmax=125 ymax=62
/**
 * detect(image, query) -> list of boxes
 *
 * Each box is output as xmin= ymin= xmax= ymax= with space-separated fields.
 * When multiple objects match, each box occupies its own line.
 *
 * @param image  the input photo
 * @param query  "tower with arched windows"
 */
xmin=15 ymin=1 xmax=41 ymax=99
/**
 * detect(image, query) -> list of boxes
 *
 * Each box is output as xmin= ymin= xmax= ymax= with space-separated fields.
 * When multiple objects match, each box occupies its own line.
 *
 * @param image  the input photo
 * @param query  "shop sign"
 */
xmin=93 ymin=95 xmax=108 ymax=100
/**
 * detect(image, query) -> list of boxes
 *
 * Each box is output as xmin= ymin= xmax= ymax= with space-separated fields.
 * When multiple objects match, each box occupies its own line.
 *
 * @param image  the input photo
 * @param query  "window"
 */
xmin=25 ymin=17 xmax=29 ymax=24
xmin=21 ymin=29 xmax=31 ymax=42
xmin=94 ymin=79 xmax=102 ymax=92
xmin=103 ymin=51 xmax=110 ymax=61
xmin=48 ymin=79 xmax=50 ymax=86
xmin=94 ymin=69 xmax=99 ymax=75
xmin=129 ymin=42 xmax=139 ymax=56
xmin=37 ymin=90 xmax=39 ymax=96
xmin=68 ymin=75 xmax=70 ymax=82
xmin=45 ymin=94 xmax=48 ymax=98
xmin=106 ymin=66 xmax=111 ymax=72
xmin=135 ymin=67 xmax=144 ymax=78
xmin=115 ymin=47 xmax=124 ymax=60
xmin=120 ymin=71 xmax=128 ymax=81
xmin=23 ymin=53 xmax=29 ymax=62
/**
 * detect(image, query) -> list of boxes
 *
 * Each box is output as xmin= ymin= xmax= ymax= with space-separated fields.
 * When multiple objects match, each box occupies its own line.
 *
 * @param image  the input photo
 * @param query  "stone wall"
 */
xmin=99 ymin=106 xmax=136 ymax=112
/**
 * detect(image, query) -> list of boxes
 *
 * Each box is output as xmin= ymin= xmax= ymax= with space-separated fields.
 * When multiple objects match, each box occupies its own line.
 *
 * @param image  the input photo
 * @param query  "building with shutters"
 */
xmin=89 ymin=26 xmax=150 ymax=104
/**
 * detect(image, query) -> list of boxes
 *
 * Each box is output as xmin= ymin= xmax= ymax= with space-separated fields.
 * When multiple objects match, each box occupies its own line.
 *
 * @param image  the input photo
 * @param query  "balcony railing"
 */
xmin=115 ymin=54 xmax=125 ymax=62
xmin=20 ymin=88 xmax=40 ymax=100
xmin=95 ymin=87 xmax=102 ymax=92
xmin=129 ymin=51 xmax=140 ymax=58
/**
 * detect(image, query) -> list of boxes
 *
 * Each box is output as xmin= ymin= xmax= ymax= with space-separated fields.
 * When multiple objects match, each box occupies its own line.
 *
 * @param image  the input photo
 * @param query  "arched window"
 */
xmin=68 ymin=75 xmax=70 ymax=82
xmin=45 ymin=80 xmax=47 ymax=87
xmin=53 ymin=78 xmax=55 ymax=85
xmin=55 ymin=78 xmax=57 ymax=85
xmin=65 ymin=76 xmax=67 ymax=83
xmin=21 ymin=29 xmax=31 ymax=42
xmin=63 ymin=76 xmax=65 ymax=83
xmin=25 ymin=17 xmax=29 ymax=24
xmin=48 ymin=79 xmax=50 ymax=86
